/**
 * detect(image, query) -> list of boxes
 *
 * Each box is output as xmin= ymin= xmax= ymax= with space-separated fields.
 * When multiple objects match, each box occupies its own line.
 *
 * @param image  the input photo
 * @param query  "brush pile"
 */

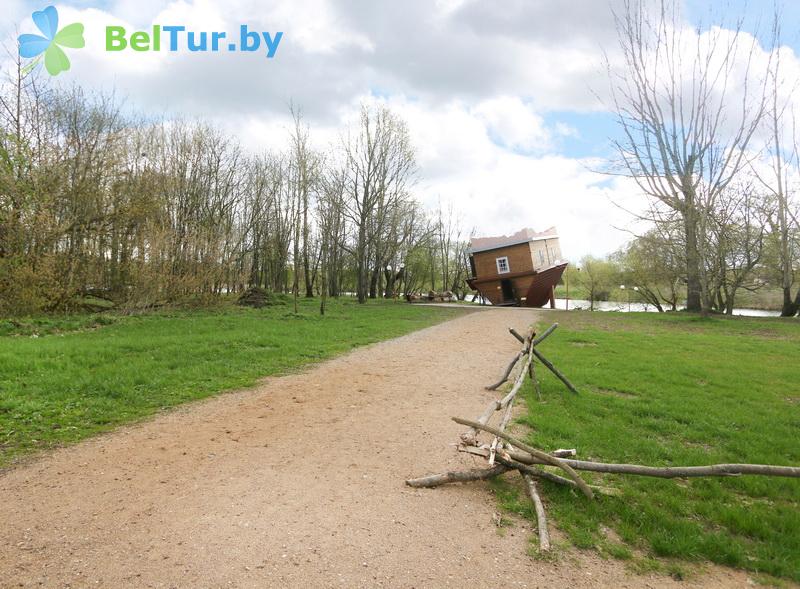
xmin=406 ymin=323 xmax=800 ymax=552
xmin=405 ymin=290 xmax=456 ymax=303
xmin=237 ymin=287 xmax=288 ymax=308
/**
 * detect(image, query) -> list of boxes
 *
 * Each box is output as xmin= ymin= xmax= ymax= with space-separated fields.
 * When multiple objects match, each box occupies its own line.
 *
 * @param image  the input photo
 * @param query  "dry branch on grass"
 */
xmin=523 ymin=474 xmax=550 ymax=551
xmin=461 ymin=447 xmax=621 ymax=496
xmin=500 ymin=447 xmax=800 ymax=479
xmin=406 ymin=323 xmax=800 ymax=554
xmin=453 ymin=416 xmax=594 ymax=499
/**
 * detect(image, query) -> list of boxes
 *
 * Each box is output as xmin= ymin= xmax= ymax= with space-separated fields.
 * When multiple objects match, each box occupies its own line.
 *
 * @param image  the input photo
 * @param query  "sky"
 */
xmin=2 ymin=0 xmax=798 ymax=260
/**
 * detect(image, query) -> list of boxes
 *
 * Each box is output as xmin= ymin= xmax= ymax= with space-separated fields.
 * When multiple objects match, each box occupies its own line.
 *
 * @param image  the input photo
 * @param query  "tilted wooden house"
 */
xmin=466 ymin=227 xmax=567 ymax=307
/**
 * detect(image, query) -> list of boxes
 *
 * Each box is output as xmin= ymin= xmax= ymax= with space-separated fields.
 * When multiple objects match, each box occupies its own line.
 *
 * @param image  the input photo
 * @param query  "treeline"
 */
xmin=0 ymin=66 xmax=470 ymax=315
xmin=609 ymin=2 xmax=800 ymax=317
xmin=573 ymin=217 xmax=793 ymax=314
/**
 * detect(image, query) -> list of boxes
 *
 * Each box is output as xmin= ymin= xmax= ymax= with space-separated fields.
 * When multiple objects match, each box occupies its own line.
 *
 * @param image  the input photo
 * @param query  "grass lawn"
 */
xmin=492 ymin=311 xmax=800 ymax=583
xmin=0 ymin=299 xmax=464 ymax=468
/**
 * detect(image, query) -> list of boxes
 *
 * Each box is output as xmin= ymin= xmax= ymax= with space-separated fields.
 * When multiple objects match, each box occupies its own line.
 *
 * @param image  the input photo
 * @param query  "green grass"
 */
xmin=0 ymin=313 xmax=122 ymax=336
xmin=554 ymin=284 xmax=590 ymax=300
xmin=498 ymin=311 xmax=800 ymax=581
xmin=0 ymin=299 xmax=464 ymax=467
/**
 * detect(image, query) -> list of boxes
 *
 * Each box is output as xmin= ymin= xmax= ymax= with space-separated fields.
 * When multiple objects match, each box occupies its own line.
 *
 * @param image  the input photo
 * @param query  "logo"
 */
xmin=16 ymin=7 xmax=282 ymax=76
xmin=18 ymin=6 xmax=85 ymax=76
xmin=105 ymin=26 xmax=283 ymax=57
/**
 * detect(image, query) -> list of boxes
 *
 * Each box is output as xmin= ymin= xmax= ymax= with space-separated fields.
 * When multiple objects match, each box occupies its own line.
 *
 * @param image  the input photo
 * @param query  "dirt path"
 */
xmin=1 ymin=309 xmax=753 ymax=588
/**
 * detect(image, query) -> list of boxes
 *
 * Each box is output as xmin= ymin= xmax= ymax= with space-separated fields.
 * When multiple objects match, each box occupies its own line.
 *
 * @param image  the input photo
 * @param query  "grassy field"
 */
xmin=491 ymin=311 xmax=800 ymax=582
xmin=0 ymin=299 xmax=463 ymax=468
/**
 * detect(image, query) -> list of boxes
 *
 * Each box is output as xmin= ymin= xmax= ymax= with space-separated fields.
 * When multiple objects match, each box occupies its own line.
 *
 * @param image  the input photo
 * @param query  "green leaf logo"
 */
xmin=18 ymin=6 xmax=85 ymax=76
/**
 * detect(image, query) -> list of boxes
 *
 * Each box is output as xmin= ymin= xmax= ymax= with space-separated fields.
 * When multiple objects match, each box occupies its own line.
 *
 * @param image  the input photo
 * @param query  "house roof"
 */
xmin=469 ymin=227 xmax=559 ymax=254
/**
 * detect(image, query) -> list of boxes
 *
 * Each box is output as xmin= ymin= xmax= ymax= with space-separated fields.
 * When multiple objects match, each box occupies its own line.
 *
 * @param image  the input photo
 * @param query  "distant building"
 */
xmin=466 ymin=227 xmax=567 ymax=307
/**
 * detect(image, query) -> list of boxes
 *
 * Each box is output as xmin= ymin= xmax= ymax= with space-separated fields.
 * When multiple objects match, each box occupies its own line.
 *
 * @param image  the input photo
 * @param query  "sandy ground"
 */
xmin=1 ymin=308 xmax=757 ymax=588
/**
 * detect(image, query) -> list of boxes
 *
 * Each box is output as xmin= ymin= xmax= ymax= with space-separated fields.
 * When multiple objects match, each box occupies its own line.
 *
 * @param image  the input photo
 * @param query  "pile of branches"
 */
xmin=237 ymin=287 xmax=288 ymax=308
xmin=406 ymin=324 xmax=800 ymax=551
xmin=405 ymin=290 xmax=456 ymax=303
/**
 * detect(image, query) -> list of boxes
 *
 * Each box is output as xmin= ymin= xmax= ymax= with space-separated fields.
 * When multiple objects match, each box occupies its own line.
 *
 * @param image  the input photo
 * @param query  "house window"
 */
xmin=496 ymin=256 xmax=510 ymax=274
xmin=538 ymin=250 xmax=545 ymax=266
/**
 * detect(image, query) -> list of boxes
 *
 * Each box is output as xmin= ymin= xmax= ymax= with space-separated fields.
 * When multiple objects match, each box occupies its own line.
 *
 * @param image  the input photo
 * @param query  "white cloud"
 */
xmin=353 ymin=95 xmax=642 ymax=258
xmin=473 ymin=96 xmax=551 ymax=153
xmin=224 ymin=90 xmax=641 ymax=258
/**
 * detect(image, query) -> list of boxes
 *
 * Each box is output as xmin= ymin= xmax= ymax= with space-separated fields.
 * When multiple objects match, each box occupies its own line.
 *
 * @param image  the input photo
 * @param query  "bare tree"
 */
xmin=705 ymin=183 xmax=770 ymax=314
xmin=341 ymin=104 xmax=416 ymax=303
xmin=608 ymin=0 xmax=769 ymax=314
xmin=752 ymin=18 xmax=800 ymax=316
xmin=0 ymin=66 xmax=441 ymax=315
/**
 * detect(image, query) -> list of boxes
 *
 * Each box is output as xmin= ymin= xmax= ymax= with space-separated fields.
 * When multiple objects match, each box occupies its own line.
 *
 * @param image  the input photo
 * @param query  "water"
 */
xmin=464 ymin=294 xmax=780 ymax=317
xmin=553 ymin=298 xmax=780 ymax=317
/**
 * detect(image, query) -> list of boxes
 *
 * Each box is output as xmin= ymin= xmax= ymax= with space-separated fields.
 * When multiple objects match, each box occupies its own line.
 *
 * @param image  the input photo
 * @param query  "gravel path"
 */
xmin=1 ymin=309 xmax=754 ymax=588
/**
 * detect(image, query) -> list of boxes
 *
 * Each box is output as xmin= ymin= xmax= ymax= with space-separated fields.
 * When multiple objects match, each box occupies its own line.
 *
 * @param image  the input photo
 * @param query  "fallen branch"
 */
xmin=452 ymin=417 xmax=594 ymax=499
xmin=497 ymin=349 xmax=534 ymax=410
xmin=404 ymin=456 xmax=616 ymax=496
xmin=486 ymin=351 xmax=523 ymax=391
xmin=531 ymin=323 xmax=558 ymax=347
xmin=490 ymin=336 xmax=535 ymax=462
xmin=501 ymin=448 xmax=800 ymax=479
xmin=458 ymin=445 xmax=576 ymax=459
xmin=487 ymin=327 xmax=537 ymax=390
xmin=464 ymin=328 xmax=534 ymax=444
xmin=508 ymin=327 xmax=525 ymax=343
xmin=510 ymin=324 xmax=559 ymax=347
xmin=489 ymin=385 xmax=518 ymax=465
xmin=405 ymin=465 xmax=508 ymax=488
xmin=460 ymin=401 xmax=501 ymax=446
xmin=511 ymin=324 xmax=577 ymax=395
xmin=523 ymin=474 xmax=551 ymax=551
xmin=529 ymin=360 xmax=542 ymax=401
xmin=531 ymin=348 xmax=579 ymax=394
xmin=463 ymin=447 xmax=620 ymax=496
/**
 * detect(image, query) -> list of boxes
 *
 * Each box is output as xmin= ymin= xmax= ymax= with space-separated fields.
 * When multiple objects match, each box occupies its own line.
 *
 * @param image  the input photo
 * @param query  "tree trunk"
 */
xmin=303 ymin=194 xmax=313 ymax=298
xmin=356 ymin=223 xmax=368 ymax=304
xmin=781 ymin=287 xmax=798 ymax=317
xmin=683 ymin=205 xmax=702 ymax=313
xmin=790 ymin=289 xmax=800 ymax=318
xmin=320 ymin=240 xmax=327 ymax=316
xmin=369 ymin=267 xmax=378 ymax=299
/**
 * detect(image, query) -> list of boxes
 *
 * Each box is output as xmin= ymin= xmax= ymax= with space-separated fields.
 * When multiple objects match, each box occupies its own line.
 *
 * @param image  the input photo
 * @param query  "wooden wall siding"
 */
xmin=479 ymin=281 xmax=504 ymax=305
xmin=529 ymin=239 xmax=562 ymax=271
xmin=477 ymin=275 xmax=538 ymax=304
xmin=473 ymin=243 xmax=534 ymax=278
